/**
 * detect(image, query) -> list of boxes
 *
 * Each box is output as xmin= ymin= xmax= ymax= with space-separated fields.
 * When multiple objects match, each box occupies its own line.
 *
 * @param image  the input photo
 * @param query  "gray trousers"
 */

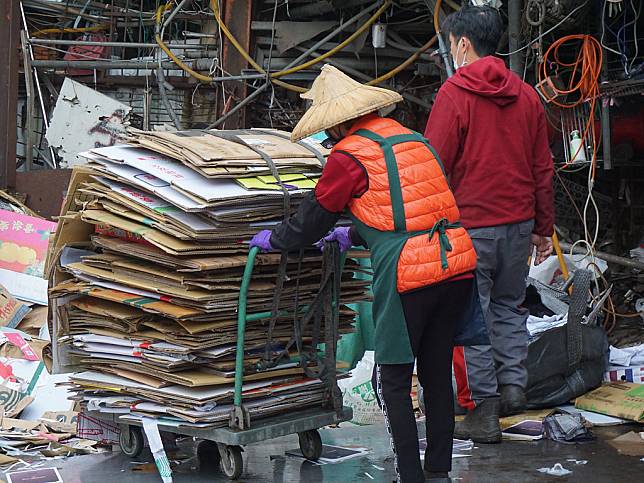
xmin=454 ymin=220 xmax=534 ymax=407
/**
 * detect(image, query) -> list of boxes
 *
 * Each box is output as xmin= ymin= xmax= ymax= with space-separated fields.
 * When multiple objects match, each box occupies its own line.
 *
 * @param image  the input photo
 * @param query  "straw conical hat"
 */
xmin=291 ymin=65 xmax=403 ymax=141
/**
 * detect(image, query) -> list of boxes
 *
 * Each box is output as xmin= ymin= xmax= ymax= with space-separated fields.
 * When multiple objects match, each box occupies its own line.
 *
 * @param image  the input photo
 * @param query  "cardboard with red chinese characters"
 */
xmin=0 ymin=209 xmax=56 ymax=278
xmin=0 ymin=209 xmax=56 ymax=304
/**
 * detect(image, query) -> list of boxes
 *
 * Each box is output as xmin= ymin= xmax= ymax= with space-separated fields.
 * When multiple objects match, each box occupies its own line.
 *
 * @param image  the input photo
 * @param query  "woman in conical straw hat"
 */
xmin=250 ymin=65 xmax=488 ymax=483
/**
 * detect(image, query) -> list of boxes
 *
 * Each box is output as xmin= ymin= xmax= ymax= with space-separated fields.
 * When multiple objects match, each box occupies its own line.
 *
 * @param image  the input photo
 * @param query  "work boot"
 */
xmin=500 ymin=385 xmax=527 ymax=417
xmin=453 ymin=397 xmax=502 ymax=444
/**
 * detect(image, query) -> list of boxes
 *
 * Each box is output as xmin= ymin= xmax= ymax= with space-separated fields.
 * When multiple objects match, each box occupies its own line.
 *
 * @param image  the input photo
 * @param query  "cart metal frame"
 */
xmin=95 ymin=246 xmax=352 ymax=480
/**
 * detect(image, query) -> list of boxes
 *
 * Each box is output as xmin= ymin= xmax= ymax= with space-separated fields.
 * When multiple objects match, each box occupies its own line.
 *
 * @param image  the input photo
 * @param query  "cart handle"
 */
xmin=233 ymin=246 xmax=259 ymax=408
xmin=232 ymin=246 xmax=348 ymax=413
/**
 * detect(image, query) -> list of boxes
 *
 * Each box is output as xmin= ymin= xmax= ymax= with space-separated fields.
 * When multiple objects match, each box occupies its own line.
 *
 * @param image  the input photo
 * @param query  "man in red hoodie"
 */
xmin=424 ymin=5 xmax=554 ymax=443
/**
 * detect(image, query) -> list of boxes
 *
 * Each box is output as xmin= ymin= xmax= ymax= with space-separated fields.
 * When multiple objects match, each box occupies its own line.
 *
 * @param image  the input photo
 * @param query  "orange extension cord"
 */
xmin=539 ymin=35 xmax=603 ymax=178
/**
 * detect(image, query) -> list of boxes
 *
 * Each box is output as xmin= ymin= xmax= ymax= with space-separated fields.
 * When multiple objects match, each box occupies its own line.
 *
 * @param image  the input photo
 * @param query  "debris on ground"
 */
xmin=537 ymin=463 xmax=573 ymax=477
xmin=543 ymin=413 xmax=594 ymax=444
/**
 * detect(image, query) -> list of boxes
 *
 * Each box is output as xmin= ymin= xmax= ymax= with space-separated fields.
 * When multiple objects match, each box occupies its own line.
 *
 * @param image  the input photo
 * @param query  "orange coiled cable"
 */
xmin=539 ymin=35 xmax=603 ymax=178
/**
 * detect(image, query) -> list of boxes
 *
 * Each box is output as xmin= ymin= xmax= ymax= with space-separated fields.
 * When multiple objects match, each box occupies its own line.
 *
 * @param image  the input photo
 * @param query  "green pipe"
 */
xmin=234 ymin=247 xmax=259 ymax=407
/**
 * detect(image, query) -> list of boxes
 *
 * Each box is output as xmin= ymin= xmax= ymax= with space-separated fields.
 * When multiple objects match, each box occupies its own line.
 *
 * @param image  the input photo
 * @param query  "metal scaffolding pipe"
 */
xmin=559 ymin=242 xmax=644 ymax=271
xmin=32 ymin=59 xmax=217 ymax=70
xmin=29 ymin=39 xmax=214 ymax=50
xmin=508 ymin=0 xmax=524 ymax=75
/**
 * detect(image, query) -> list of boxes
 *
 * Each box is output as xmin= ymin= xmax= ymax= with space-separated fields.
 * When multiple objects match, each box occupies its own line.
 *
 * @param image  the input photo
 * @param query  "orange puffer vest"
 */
xmin=334 ymin=115 xmax=477 ymax=293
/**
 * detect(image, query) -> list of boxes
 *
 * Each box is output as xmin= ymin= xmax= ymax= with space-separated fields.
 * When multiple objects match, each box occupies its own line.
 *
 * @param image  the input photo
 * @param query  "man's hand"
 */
xmin=531 ymin=234 xmax=553 ymax=266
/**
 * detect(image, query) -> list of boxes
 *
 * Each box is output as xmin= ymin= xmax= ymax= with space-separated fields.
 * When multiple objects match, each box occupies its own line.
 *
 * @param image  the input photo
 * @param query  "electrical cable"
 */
xmin=540 ymin=36 xmax=604 ymax=277
xmin=619 ymin=0 xmax=641 ymax=76
xmin=497 ymin=1 xmax=589 ymax=56
xmin=526 ymin=0 xmax=546 ymax=27
xmin=539 ymin=35 xmax=602 ymax=176
xmin=155 ymin=0 xmax=442 ymax=95
xmin=629 ymin=0 xmax=640 ymax=75
xmin=157 ymin=0 xmax=376 ymax=92
xmin=601 ymin=0 xmax=623 ymax=55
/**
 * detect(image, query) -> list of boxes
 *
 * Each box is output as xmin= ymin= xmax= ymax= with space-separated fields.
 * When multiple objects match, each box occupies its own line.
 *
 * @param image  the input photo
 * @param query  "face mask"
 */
xmin=452 ymin=40 xmax=467 ymax=71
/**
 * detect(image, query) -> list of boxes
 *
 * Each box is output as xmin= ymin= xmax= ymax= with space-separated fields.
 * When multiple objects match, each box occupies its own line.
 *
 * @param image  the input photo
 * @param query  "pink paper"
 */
xmin=4 ymin=333 xmax=40 ymax=361
xmin=0 ymin=210 xmax=56 ymax=278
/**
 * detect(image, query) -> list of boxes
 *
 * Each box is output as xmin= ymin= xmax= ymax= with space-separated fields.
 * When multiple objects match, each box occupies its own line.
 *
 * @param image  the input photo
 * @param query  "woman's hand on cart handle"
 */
xmin=315 ymin=226 xmax=353 ymax=252
xmin=249 ymin=230 xmax=273 ymax=252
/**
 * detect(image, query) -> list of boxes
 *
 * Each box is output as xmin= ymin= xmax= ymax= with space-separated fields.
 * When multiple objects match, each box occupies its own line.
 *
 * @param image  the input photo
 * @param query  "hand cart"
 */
xmin=89 ymin=245 xmax=352 ymax=480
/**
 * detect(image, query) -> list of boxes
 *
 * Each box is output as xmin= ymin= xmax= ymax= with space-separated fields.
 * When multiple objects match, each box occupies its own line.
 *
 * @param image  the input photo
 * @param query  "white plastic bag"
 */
xmin=338 ymin=351 xmax=383 ymax=425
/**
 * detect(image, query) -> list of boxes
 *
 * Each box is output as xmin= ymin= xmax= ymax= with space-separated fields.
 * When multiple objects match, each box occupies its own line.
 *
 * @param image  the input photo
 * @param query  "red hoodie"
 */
xmin=424 ymin=56 xmax=554 ymax=236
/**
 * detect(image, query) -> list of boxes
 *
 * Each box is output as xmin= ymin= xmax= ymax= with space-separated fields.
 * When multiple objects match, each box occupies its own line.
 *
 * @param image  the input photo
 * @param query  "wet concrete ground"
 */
xmin=2 ymin=421 xmax=641 ymax=482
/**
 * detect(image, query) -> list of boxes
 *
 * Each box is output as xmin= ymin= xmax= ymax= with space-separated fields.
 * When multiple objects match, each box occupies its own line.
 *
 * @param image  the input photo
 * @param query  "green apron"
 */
xmin=348 ymin=129 xmax=464 ymax=365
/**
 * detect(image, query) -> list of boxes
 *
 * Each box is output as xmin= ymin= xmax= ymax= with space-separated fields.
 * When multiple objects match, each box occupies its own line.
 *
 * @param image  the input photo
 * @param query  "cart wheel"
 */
xmin=196 ymin=440 xmax=221 ymax=472
xmin=119 ymin=426 xmax=144 ymax=458
xmin=298 ymin=430 xmax=323 ymax=461
xmin=219 ymin=445 xmax=243 ymax=480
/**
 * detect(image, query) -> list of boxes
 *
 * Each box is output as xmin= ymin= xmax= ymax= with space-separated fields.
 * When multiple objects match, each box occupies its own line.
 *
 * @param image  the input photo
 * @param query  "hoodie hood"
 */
xmin=447 ymin=56 xmax=522 ymax=107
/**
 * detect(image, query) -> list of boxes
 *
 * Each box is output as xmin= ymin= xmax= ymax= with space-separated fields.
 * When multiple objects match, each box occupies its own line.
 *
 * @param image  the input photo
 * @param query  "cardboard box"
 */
xmin=0 ymin=283 xmax=31 ymax=328
xmin=575 ymin=383 xmax=644 ymax=422
xmin=604 ymin=365 xmax=644 ymax=384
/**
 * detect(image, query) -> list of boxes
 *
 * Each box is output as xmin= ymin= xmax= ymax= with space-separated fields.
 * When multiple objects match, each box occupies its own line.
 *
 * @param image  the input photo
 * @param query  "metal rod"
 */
xmin=29 ymin=38 xmax=213 ymax=50
xmin=20 ymin=30 xmax=35 ymax=171
xmin=20 ymin=1 xmax=57 ymax=169
xmin=162 ymin=0 xmax=190 ymax=30
xmin=508 ymin=0 xmax=524 ymax=75
xmin=437 ymin=31 xmax=454 ymax=78
xmin=601 ymin=46 xmax=612 ymax=170
xmin=155 ymin=2 xmax=185 ymax=130
xmin=282 ymin=2 xmax=381 ymax=71
xmin=559 ymin=242 xmax=644 ymax=271
xmin=208 ymin=83 xmax=269 ymax=129
xmin=156 ymin=55 xmax=182 ymax=129
xmin=32 ymin=59 xmax=213 ymax=69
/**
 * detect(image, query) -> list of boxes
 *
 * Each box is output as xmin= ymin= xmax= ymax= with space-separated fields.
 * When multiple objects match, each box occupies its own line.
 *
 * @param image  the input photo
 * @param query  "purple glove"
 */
xmin=249 ymin=230 xmax=273 ymax=252
xmin=316 ymin=226 xmax=353 ymax=252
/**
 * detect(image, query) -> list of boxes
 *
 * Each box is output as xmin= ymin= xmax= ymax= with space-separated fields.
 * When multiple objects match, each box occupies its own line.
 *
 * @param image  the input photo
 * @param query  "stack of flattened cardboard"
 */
xmin=127 ymin=128 xmax=328 ymax=179
xmin=48 ymin=132 xmax=369 ymax=429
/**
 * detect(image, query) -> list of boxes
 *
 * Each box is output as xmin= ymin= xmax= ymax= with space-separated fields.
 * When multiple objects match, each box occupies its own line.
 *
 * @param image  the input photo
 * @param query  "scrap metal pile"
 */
xmin=47 ymin=129 xmax=370 ymax=428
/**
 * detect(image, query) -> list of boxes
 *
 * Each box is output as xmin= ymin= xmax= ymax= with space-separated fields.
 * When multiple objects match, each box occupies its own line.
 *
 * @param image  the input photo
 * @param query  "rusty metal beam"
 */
xmin=220 ymin=0 xmax=253 ymax=128
xmin=0 ymin=0 xmax=20 ymax=189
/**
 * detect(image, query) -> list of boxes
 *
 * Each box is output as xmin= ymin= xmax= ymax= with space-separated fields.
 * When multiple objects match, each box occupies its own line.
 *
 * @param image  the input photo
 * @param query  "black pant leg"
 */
xmin=424 ymin=280 xmax=473 ymax=471
xmin=402 ymin=279 xmax=474 ymax=474
xmin=374 ymin=363 xmax=424 ymax=483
